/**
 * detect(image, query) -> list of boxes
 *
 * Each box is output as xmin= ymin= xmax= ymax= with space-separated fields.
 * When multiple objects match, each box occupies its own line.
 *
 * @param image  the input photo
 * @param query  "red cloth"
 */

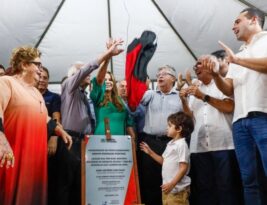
xmin=124 ymin=166 xmax=139 ymax=205
xmin=126 ymin=31 xmax=157 ymax=111
xmin=126 ymin=43 xmax=147 ymax=111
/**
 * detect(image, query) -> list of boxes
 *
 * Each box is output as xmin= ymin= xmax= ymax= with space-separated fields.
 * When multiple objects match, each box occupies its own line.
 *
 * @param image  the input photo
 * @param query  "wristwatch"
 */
xmin=203 ymin=94 xmax=210 ymax=102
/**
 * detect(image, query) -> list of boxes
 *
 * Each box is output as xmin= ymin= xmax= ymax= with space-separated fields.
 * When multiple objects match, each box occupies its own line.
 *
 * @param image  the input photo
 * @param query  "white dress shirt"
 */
xmin=226 ymin=31 xmax=267 ymax=123
xmin=189 ymin=80 xmax=234 ymax=153
xmin=162 ymin=138 xmax=191 ymax=193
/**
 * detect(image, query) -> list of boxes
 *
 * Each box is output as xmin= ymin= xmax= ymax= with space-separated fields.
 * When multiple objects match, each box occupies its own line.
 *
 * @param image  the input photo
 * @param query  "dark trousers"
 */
xmin=138 ymin=133 xmax=171 ymax=205
xmin=48 ymin=150 xmax=59 ymax=205
xmin=54 ymin=136 xmax=82 ymax=205
xmin=257 ymin=148 xmax=267 ymax=205
xmin=190 ymin=150 xmax=244 ymax=205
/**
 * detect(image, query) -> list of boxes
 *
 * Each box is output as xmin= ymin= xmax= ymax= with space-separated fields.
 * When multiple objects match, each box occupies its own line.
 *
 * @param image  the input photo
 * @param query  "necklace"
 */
xmin=13 ymin=76 xmax=44 ymax=113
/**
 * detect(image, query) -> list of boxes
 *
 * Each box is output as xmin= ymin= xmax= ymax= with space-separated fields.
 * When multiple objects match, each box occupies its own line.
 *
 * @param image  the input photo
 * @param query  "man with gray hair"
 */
xmin=58 ymin=39 xmax=124 ymax=205
xmin=138 ymin=65 xmax=183 ymax=205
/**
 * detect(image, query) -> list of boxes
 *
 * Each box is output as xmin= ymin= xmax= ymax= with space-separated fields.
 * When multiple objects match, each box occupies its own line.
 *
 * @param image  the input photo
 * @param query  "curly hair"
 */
xmin=99 ymin=71 xmax=124 ymax=112
xmin=167 ymin=111 xmax=194 ymax=138
xmin=10 ymin=46 xmax=41 ymax=74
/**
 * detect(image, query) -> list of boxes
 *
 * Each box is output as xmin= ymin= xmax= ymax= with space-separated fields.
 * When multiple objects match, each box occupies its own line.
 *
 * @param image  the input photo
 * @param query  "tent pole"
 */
xmin=35 ymin=0 xmax=66 ymax=48
xmin=107 ymin=0 xmax=114 ymax=74
xmin=151 ymin=0 xmax=197 ymax=60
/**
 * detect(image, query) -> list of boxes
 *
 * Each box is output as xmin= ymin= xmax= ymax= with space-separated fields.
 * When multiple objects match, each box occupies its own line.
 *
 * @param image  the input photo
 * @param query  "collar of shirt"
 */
xmin=79 ymin=87 xmax=88 ymax=95
xmin=239 ymin=31 xmax=267 ymax=51
xmin=198 ymin=79 xmax=214 ymax=87
xmin=156 ymin=87 xmax=178 ymax=95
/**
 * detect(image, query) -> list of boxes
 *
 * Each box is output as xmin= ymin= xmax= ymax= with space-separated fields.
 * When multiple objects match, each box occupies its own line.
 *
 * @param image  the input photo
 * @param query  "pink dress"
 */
xmin=0 ymin=76 xmax=48 ymax=205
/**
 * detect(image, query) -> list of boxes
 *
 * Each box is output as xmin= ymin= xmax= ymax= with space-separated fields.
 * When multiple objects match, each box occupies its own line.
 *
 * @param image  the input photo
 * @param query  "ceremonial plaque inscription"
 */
xmin=82 ymin=135 xmax=140 ymax=205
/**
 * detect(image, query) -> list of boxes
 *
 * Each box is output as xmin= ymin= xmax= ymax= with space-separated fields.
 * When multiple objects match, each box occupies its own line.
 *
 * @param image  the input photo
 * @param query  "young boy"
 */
xmin=140 ymin=111 xmax=194 ymax=205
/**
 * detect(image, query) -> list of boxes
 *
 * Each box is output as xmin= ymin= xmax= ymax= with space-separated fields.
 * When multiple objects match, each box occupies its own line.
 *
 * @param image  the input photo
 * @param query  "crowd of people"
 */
xmin=0 ymin=7 xmax=267 ymax=205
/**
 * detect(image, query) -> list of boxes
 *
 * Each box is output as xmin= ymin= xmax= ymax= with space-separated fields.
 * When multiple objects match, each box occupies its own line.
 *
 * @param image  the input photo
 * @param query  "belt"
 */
xmin=247 ymin=111 xmax=267 ymax=118
xmin=65 ymin=130 xmax=86 ymax=139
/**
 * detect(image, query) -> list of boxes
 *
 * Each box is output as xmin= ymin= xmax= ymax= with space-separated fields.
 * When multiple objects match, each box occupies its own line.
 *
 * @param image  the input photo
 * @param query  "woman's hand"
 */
xmin=0 ymin=132 xmax=15 ymax=168
xmin=107 ymin=38 xmax=124 ymax=57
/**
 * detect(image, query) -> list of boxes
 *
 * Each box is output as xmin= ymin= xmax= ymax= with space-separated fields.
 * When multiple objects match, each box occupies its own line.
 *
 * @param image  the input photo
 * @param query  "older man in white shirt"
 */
xmin=180 ymin=56 xmax=243 ymax=205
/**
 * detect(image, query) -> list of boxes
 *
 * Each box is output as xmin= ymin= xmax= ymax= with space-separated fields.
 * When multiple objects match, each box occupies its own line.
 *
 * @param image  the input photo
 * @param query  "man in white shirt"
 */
xmin=180 ymin=55 xmax=243 ymax=205
xmin=204 ymin=7 xmax=267 ymax=205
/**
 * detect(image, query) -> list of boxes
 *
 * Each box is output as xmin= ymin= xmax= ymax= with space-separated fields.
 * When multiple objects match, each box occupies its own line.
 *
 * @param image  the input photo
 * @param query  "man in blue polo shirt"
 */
xmin=38 ymin=66 xmax=61 ymax=205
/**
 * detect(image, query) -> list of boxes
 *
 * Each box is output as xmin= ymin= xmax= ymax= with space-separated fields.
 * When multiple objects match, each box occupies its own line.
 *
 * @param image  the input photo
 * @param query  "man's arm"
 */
xmin=219 ymin=41 xmax=267 ymax=73
xmin=200 ymin=55 xmax=234 ymax=96
xmin=67 ymin=38 xmax=124 ymax=93
xmin=212 ymin=75 xmax=234 ymax=97
xmin=186 ymin=85 xmax=234 ymax=113
xmin=179 ymin=89 xmax=193 ymax=118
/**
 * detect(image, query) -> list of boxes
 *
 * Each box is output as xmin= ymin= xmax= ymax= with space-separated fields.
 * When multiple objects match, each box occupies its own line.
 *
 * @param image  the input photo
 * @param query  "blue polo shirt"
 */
xmin=43 ymin=89 xmax=61 ymax=118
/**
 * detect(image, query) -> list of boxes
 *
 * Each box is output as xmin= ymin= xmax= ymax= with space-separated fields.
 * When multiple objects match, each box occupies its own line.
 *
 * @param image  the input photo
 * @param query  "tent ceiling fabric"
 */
xmin=0 ymin=0 xmax=266 ymax=82
xmin=0 ymin=0 xmax=62 ymax=69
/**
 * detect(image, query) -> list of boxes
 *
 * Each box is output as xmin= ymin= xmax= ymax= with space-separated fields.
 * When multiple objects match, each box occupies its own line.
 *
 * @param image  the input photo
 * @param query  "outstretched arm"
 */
xmin=140 ymin=142 xmax=163 ymax=165
xmin=96 ymin=38 xmax=124 ymax=85
xmin=96 ymin=38 xmax=124 ymax=67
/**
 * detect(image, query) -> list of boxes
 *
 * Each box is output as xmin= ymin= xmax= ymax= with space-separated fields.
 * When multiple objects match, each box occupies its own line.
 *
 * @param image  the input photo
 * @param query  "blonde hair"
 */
xmin=10 ymin=46 xmax=41 ymax=74
xmin=100 ymin=71 xmax=124 ymax=112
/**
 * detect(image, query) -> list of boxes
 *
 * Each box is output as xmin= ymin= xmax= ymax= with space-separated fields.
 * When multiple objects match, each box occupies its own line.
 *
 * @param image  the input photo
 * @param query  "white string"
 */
xmin=122 ymin=0 xmax=130 ymax=49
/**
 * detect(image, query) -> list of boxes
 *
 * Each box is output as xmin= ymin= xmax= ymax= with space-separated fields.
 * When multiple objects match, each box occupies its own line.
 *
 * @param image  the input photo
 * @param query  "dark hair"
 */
xmin=41 ymin=66 xmax=50 ymax=79
xmin=0 ymin=64 xmax=5 ymax=70
xmin=211 ymin=50 xmax=226 ymax=60
xmin=241 ymin=7 xmax=265 ymax=28
xmin=167 ymin=111 xmax=194 ymax=138
xmin=100 ymin=71 xmax=124 ymax=111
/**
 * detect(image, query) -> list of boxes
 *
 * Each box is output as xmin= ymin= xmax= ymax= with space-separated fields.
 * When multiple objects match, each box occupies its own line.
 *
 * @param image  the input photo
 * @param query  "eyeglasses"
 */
xmin=29 ymin=61 xmax=42 ymax=69
xmin=156 ymin=72 xmax=174 ymax=78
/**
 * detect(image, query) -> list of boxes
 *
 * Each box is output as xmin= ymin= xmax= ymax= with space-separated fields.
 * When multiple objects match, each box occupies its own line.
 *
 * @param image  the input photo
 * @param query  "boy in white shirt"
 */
xmin=140 ymin=111 xmax=194 ymax=205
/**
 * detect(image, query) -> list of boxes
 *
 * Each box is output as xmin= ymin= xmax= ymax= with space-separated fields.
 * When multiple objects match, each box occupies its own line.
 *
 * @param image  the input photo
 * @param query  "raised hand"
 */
xmin=219 ymin=41 xmax=237 ymax=64
xmin=199 ymin=55 xmax=220 ymax=77
xmin=176 ymin=73 xmax=185 ymax=91
xmin=185 ymin=70 xmax=193 ymax=86
xmin=187 ymin=85 xmax=204 ymax=100
xmin=107 ymin=38 xmax=124 ymax=57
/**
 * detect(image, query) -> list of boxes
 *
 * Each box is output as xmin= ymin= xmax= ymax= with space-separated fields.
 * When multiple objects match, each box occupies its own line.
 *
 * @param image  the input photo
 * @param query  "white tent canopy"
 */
xmin=1 ymin=0 xmax=267 ymax=82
